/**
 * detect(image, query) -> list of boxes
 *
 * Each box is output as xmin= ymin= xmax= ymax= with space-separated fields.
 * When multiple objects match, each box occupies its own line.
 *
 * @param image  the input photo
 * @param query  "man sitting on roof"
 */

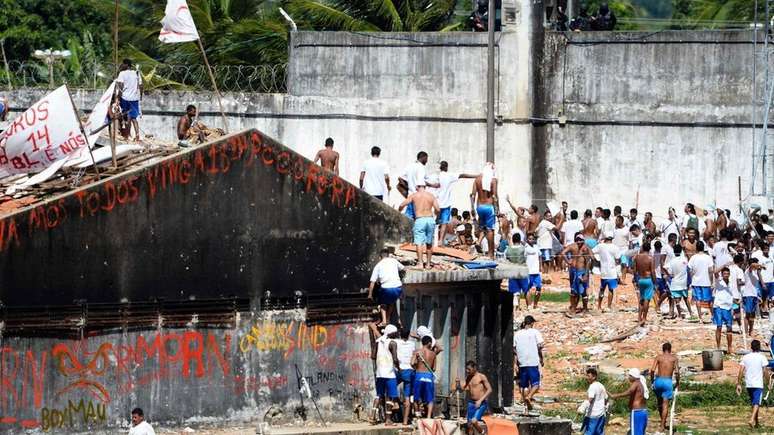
xmin=177 ymin=105 xmax=207 ymax=147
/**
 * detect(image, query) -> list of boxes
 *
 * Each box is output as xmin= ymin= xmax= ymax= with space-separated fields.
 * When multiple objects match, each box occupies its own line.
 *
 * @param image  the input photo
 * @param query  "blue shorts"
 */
xmin=518 ymin=366 xmax=540 ymax=388
xmin=583 ymin=416 xmax=606 ymax=435
xmin=378 ymin=287 xmax=402 ymax=305
xmin=413 ymin=372 xmax=435 ymax=404
xmin=476 ymin=204 xmax=496 ymax=230
xmin=748 ymin=387 xmax=763 ymax=406
xmin=413 ymin=216 xmax=435 ymax=245
xmin=119 ymin=98 xmax=141 ymax=120
xmin=656 ymin=278 xmax=669 ymax=293
xmin=743 ymin=296 xmax=759 ymax=315
xmin=766 ymin=282 xmax=774 ymax=300
xmin=631 ymin=409 xmax=648 ymax=435
xmin=585 ymin=239 xmax=598 ymax=249
xmin=509 ymin=278 xmax=529 ymax=294
xmin=653 ymin=376 xmax=674 ymax=400
xmin=437 ymin=207 xmax=452 ymax=225
xmin=528 ymin=274 xmax=542 ymax=290
xmin=600 ymin=278 xmax=618 ymax=293
xmin=671 ymin=289 xmax=688 ymax=298
xmin=404 ymin=202 xmax=415 ymax=219
xmin=540 ymin=249 xmax=552 ymax=261
xmin=638 ymin=278 xmax=654 ymax=301
xmin=692 ymin=286 xmax=712 ymax=303
xmin=713 ymin=307 xmax=733 ymax=329
xmin=399 ymin=369 xmax=415 ymax=397
xmin=376 ymin=377 xmax=398 ymax=399
xmin=572 ymin=269 xmax=589 ymax=296
xmin=621 ymin=255 xmax=631 ymax=267
xmin=466 ymin=400 xmax=487 ymax=422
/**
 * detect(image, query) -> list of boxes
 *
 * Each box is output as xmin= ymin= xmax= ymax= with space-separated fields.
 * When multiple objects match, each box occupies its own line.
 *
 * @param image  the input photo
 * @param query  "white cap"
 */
xmin=417 ymin=326 xmax=432 ymax=338
xmin=627 ymin=368 xmax=641 ymax=378
xmin=384 ymin=324 xmax=398 ymax=335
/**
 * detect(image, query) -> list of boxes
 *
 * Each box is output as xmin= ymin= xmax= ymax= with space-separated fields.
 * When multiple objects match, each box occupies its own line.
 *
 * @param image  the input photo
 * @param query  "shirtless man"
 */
xmin=716 ymin=208 xmax=729 ymax=235
xmin=611 ymin=368 xmax=649 ymax=435
xmin=650 ymin=342 xmax=679 ymax=433
xmin=314 ymin=137 xmax=339 ymax=174
xmin=457 ymin=361 xmax=492 ymax=435
xmin=412 ymin=336 xmax=437 ymax=418
xmin=176 ymin=105 xmax=206 ymax=145
xmin=510 ymin=201 xmax=540 ymax=235
xmin=582 ymin=210 xmax=599 ymax=249
xmin=560 ymin=234 xmax=593 ymax=315
xmin=633 ymin=241 xmax=657 ymax=326
xmin=399 ymin=185 xmax=440 ymax=269
xmin=681 ymin=228 xmax=698 ymax=260
xmin=643 ymin=212 xmax=657 ymax=236
xmin=470 ymin=163 xmax=499 ymax=259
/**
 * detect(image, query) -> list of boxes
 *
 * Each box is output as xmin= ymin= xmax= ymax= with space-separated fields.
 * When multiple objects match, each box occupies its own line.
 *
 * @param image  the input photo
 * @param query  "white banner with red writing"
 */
xmin=83 ymin=80 xmax=116 ymax=146
xmin=0 ymin=85 xmax=88 ymax=175
xmin=159 ymin=0 xmax=200 ymax=43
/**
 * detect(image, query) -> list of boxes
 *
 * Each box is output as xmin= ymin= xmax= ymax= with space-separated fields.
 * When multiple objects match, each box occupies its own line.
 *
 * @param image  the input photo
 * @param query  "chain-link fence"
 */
xmin=0 ymin=61 xmax=287 ymax=93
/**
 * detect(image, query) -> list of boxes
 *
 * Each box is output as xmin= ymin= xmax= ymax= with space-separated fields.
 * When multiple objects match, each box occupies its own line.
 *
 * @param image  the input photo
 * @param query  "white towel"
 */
xmin=482 ymin=162 xmax=495 ymax=192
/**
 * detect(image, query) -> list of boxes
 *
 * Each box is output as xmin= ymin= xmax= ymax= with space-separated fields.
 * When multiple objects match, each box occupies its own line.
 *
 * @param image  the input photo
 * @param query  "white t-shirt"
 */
xmin=436 ymin=172 xmax=460 ymax=209
xmin=117 ymin=69 xmax=142 ymax=101
xmin=626 ymin=217 xmax=643 ymax=230
xmin=599 ymin=219 xmax=615 ymax=239
xmin=536 ymin=220 xmax=556 ymax=250
xmin=744 ymin=268 xmax=762 ymax=298
xmin=513 ymin=328 xmax=544 ymax=367
xmin=713 ymin=279 xmax=734 ymax=310
xmin=729 ymin=264 xmax=745 ymax=299
xmin=525 ymin=245 xmax=540 ymax=274
xmin=666 ymin=256 xmax=688 ymax=290
xmin=659 ymin=219 xmax=680 ymax=240
xmin=370 ymin=258 xmax=404 ymax=289
xmin=129 ymin=421 xmax=156 ymax=435
xmin=628 ymin=233 xmax=643 ymax=251
xmin=402 ymin=162 xmax=427 ymax=194
xmin=713 ymin=241 xmax=733 ymax=269
xmin=395 ymin=338 xmax=416 ymax=370
xmin=612 ymin=227 xmax=629 ymax=249
xmin=688 ymin=253 xmax=713 ymax=287
xmin=741 ymin=352 xmax=770 ymax=388
xmin=587 ymin=381 xmax=608 ymax=418
xmin=752 ymin=251 xmax=774 ymax=283
xmin=593 ymin=243 xmax=620 ymax=279
xmin=362 ymin=157 xmax=389 ymax=197
xmin=562 ymin=219 xmax=583 ymax=245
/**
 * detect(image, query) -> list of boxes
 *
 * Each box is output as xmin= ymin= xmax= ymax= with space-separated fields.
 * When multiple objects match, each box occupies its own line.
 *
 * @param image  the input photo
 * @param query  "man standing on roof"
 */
xmin=314 ymin=137 xmax=339 ymax=174
xmin=399 ymin=184 xmax=441 ymax=269
xmin=398 ymin=151 xmax=439 ymax=219
xmin=115 ymin=58 xmax=143 ymax=142
xmin=360 ymin=146 xmax=390 ymax=201
xmin=368 ymin=248 xmax=405 ymax=327
xmin=435 ymin=161 xmax=478 ymax=246
xmin=470 ymin=163 xmax=499 ymax=259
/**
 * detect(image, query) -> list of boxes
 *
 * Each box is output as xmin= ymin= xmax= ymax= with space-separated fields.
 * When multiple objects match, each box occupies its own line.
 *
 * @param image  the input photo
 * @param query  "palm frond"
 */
xmin=286 ymin=0 xmax=381 ymax=30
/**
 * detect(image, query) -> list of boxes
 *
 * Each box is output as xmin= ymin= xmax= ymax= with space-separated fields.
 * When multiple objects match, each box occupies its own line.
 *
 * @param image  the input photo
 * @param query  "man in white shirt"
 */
xmin=688 ymin=241 xmax=714 ymax=323
xmin=626 ymin=208 xmax=643 ymax=230
xmin=599 ymin=209 xmax=615 ymax=240
xmin=593 ymin=236 xmax=620 ymax=311
xmin=368 ymin=248 xmax=405 ymax=326
xmin=524 ymin=233 xmax=543 ymax=309
xmin=129 ymin=408 xmax=155 ymax=435
xmin=712 ymin=268 xmax=735 ymax=352
xmin=115 ymin=58 xmax=143 ymax=142
xmin=659 ymin=207 xmax=681 ymax=242
xmin=581 ymin=367 xmax=608 ymax=435
xmin=562 ymin=210 xmax=583 ymax=246
xmin=398 ymin=151 xmax=438 ymax=218
xmin=664 ymin=245 xmax=693 ymax=319
xmin=743 ymin=258 xmax=764 ymax=336
xmin=434 ymin=161 xmax=478 ymax=246
xmin=513 ymin=315 xmax=544 ymax=410
xmin=737 ymin=339 xmax=770 ymax=428
xmin=752 ymin=243 xmax=774 ymax=315
xmin=536 ymin=212 xmax=557 ymax=272
xmin=360 ymin=146 xmax=390 ymax=201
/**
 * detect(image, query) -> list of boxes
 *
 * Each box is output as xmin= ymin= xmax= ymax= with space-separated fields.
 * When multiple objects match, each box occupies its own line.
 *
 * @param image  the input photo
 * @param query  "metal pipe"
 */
xmin=486 ymin=0 xmax=496 ymax=162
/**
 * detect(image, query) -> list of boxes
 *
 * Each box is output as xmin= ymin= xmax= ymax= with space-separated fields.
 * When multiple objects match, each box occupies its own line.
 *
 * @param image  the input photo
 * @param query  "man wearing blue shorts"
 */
xmin=632 ymin=242 xmax=656 ymax=326
xmin=371 ymin=324 xmax=400 ymax=426
xmin=713 ymin=268 xmax=735 ymax=353
xmin=688 ymin=241 xmax=714 ymax=323
xmin=561 ymin=235 xmax=592 ymax=315
xmin=650 ymin=342 xmax=679 ymax=433
xmin=752 ymin=243 xmax=774 ymax=317
xmin=471 ymin=163 xmax=498 ymax=259
xmin=369 ymin=248 xmax=405 ymax=326
xmin=743 ymin=258 xmax=763 ymax=335
xmin=738 ymin=339 xmax=770 ymax=428
xmin=394 ymin=328 xmax=415 ymax=425
xmin=513 ymin=316 xmax=544 ymax=410
xmin=115 ymin=59 xmax=143 ymax=142
xmin=459 ymin=361 xmax=491 ymax=435
xmin=593 ymin=235 xmax=620 ymax=311
xmin=399 ymin=185 xmax=440 ymax=269
xmin=411 ymin=336 xmax=437 ymax=418
xmin=611 ymin=368 xmax=649 ymax=435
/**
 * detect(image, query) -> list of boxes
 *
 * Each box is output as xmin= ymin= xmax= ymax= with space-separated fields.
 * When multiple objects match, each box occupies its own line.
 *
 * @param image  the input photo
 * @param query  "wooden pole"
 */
xmin=114 ymin=0 xmax=119 ymax=75
xmin=196 ymin=38 xmax=229 ymax=133
xmin=66 ymin=89 xmax=102 ymax=180
xmin=0 ymin=39 xmax=11 ymax=91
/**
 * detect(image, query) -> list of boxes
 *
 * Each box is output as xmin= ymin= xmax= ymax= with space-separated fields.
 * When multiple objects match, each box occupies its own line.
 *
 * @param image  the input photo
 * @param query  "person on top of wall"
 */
xmin=115 ymin=58 xmax=143 ymax=143
xmin=176 ymin=104 xmax=207 ymax=147
xmin=591 ymin=2 xmax=616 ymax=30
xmin=569 ymin=7 xmax=592 ymax=31
xmin=314 ymin=137 xmax=340 ymax=174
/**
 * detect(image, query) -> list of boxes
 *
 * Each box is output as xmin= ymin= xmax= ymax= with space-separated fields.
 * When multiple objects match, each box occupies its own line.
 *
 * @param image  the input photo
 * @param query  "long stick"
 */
xmin=741 ymin=304 xmax=748 ymax=350
xmin=668 ymin=388 xmax=678 ymax=435
xmin=0 ymin=39 xmax=11 ymax=91
xmin=114 ymin=0 xmax=119 ymax=75
xmin=195 ymin=38 xmax=229 ymax=133
xmin=67 ymin=89 xmax=101 ymax=180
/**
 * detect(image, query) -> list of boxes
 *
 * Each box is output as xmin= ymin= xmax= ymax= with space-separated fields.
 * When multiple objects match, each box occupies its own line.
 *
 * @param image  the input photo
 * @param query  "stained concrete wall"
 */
xmin=0 ymin=129 xmax=411 ymax=304
xmin=535 ymin=30 xmax=762 ymax=213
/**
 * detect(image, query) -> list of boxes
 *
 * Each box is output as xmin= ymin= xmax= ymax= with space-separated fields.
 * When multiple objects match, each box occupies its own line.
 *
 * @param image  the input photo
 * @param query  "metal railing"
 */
xmin=0 ymin=61 xmax=287 ymax=93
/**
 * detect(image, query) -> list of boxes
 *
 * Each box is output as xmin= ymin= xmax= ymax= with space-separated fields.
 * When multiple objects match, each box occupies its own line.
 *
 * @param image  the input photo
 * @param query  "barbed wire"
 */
xmin=0 ymin=61 xmax=287 ymax=93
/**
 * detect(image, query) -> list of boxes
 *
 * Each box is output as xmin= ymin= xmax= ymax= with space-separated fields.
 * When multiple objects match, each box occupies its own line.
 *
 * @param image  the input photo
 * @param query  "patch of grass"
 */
xmin=538 ymin=291 xmax=570 ymax=303
xmin=676 ymin=381 xmax=750 ymax=407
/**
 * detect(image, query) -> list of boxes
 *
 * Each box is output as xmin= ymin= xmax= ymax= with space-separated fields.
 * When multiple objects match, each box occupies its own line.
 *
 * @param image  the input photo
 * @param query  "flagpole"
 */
xmin=195 ymin=38 xmax=229 ymax=133
xmin=114 ymin=0 xmax=119 ymax=75
xmin=66 ymin=89 xmax=102 ymax=180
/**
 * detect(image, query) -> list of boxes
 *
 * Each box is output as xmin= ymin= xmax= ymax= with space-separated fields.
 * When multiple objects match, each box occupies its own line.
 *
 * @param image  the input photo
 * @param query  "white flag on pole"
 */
xmin=83 ymin=80 xmax=116 ymax=146
xmin=0 ymin=85 xmax=88 ymax=175
xmin=159 ymin=0 xmax=200 ymax=43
